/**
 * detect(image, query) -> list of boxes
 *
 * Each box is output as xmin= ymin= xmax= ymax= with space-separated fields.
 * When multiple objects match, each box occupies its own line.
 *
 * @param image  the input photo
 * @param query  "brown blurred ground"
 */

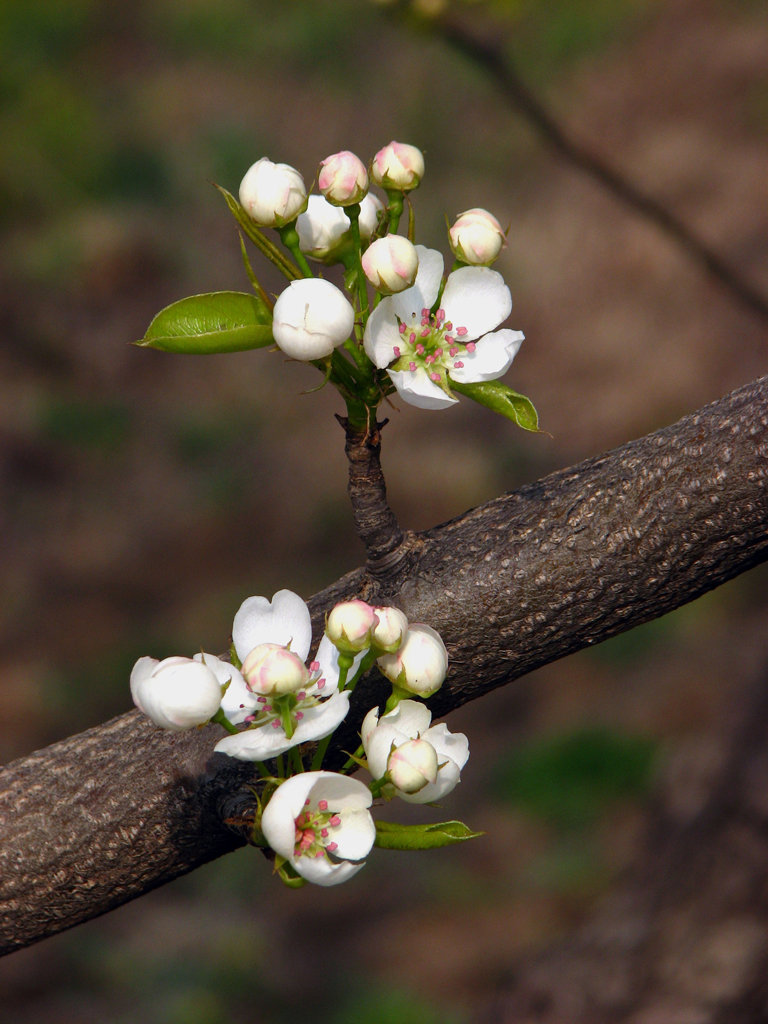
xmin=0 ymin=1 xmax=767 ymax=1021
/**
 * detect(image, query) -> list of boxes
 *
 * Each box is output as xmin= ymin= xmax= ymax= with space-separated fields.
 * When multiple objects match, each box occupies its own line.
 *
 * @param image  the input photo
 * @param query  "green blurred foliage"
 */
xmin=493 ymin=725 xmax=657 ymax=829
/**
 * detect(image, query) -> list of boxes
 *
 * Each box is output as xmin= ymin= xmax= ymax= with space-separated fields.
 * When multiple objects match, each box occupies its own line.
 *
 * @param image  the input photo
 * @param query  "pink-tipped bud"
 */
xmin=448 ymin=208 xmax=506 ymax=266
xmin=318 ymin=150 xmax=369 ymax=207
xmin=326 ymin=600 xmax=378 ymax=654
xmin=371 ymin=141 xmax=425 ymax=192
xmin=242 ymin=643 xmax=310 ymax=696
xmin=361 ymin=235 xmax=419 ymax=295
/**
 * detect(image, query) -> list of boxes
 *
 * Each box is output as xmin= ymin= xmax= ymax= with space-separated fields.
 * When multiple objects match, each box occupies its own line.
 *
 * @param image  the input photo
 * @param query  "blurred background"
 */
xmin=1 ymin=0 xmax=766 ymax=1020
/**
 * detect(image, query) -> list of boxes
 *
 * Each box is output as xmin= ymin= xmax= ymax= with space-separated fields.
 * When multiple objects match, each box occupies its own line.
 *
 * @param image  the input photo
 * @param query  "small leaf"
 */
xmin=136 ymin=291 xmax=273 ymax=354
xmin=374 ymin=819 xmax=483 ymax=851
xmin=451 ymin=379 xmax=540 ymax=431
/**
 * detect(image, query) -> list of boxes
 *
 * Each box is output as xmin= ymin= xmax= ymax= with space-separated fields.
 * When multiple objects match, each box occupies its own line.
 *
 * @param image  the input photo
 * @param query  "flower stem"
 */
xmin=278 ymin=223 xmax=314 ymax=278
xmin=210 ymin=708 xmax=239 ymax=735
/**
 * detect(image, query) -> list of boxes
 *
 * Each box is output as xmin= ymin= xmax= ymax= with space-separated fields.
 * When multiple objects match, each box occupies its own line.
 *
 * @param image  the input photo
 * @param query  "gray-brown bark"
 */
xmin=1 ymin=375 xmax=766 ymax=956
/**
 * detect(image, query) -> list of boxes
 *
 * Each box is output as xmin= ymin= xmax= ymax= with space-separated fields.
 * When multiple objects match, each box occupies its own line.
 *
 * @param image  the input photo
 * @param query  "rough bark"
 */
xmin=1 ymin=375 xmax=766 ymax=956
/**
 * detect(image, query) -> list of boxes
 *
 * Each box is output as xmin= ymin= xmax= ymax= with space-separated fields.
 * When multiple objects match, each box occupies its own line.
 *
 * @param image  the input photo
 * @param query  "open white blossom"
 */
xmin=363 ymin=245 xmax=524 ymax=410
xmin=261 ymin=771 xmax=376 ymax=885
xmin=214 ymin=590 xmax=351 ymax=761
xmin=362 ymin=699 xmax=469 ymax=803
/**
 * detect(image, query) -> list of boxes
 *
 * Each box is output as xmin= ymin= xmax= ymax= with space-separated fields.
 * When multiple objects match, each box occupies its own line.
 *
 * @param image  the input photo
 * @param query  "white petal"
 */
xmin=195 ymin=652 xmax=256 ymax=726
xmin=424 ymin=722 xmax=470 ymax=769
xmin=309 ymin=770 xmax=373 ymax=812
xmin=390 ymin=246 xmax=444 ymax=322
xmin=440 ymin=266 xmax=512 ymax=341
xmin=448 ymin=329 xmax=524 ymax=384
xmin=293 ymin=856 xmax=364 ymax=886
xmin=130 ymin=656 xmax=157 ymax=713
xmin=232 ymin=589 xmax=312 ymax=663
xmin=293 ymin=691 xmax=351 ymax=743
xmin=214 ymin=725 xmax=295 ymax=761
xmin=334 ymin=807 xmax=377 ymax=860
xmin=388 ymin=368 xmax=458 ymax=410
xmin=399 ymin=757 xmax=461 ymax=803
xmin=383 ymin=698 xmax=432 ymax=735
xmin=313 ymin=635 xmax=366 ymax=693
xmin=362 ymin=297 xmax=402 ymax=368
xmin=261 ymin=773 xmax=318 ymax=856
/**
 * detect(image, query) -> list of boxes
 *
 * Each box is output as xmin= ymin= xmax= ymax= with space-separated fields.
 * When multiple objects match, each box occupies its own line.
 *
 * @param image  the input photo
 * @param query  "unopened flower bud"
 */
xmin=448 ymin=208 xmax=506 ymax=266
xmin=387 ymin=738 xmax=439 ymax=794
xmin=371 ymin=606 xmax=409 ymax=653
xmin=362 ymin=235 xmax=419 ymax=294
xmin=326 ymin=600 xmax=378 ymax=654
xmin=239 ymin=157 xmax=307 ymax=228
xmin=130 ymin=656 xmax=222 ymax=731
xmin=318 ymin=150 xmax=368 ymax=207
xmin=242 ymin=642 xmax=310 ymax=696
xmin=272 ymin=277 xmax=355 ymax=360
xmin=371 ymin=141 xmax=425 ymax=192
xmin=377 ymin=624 xmax=448 ymax=698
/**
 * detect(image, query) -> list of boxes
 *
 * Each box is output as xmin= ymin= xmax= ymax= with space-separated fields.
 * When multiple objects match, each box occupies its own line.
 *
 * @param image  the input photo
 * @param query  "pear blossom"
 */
xmin=362 ymin=235 xmax=419 ymax=294
xmin=449 ymin=208 xmax=506 ymax=266
xmin=261 ymin=771 xmax=376 ymax=885
xmin=363 ymin=245 xmax=524 ymax=410
xmin=326 ymin=600 xmax=378 ymax=654
xmin=239 ymin=157 xmax=307 ymax=228
xmin=371 ymin=141 xmax=424 ymax=192
xmin=297 ymin=194 xmax=383 ymax=262
xmin=214 ymin=590 xmax=351 ymax=761
xmin=377 ymin=623 xmax=448 ymax=698
xmin=318 ymin=150 xmax=368 ymax=206
xmin=272 ymin=277 xmax=355 ymax=360
xmin=362 ymin=699 xmax=469 ymax=803
xmin=131 ymin=655 xmax=222 ymax=731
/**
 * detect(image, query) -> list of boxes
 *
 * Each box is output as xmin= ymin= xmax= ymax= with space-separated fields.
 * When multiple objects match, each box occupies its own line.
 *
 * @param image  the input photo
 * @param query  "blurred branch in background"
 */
xmin=382 ymin=0 xmax=768 ymax=322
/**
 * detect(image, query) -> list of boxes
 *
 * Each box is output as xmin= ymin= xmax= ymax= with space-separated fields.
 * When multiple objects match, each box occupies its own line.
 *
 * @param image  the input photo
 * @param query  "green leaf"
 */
xmin=136 ymin=291 xmax=273 ymax=354
xmin=451 ymin=379 xmax=540 ymax=431
xmin=374 ymin=819 xmax=483 ymax=851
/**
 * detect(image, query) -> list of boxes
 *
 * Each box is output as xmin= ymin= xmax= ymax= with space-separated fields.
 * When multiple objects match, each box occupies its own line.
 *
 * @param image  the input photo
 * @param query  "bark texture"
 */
xmin=1 ymin=375 xmax=766 ymax=956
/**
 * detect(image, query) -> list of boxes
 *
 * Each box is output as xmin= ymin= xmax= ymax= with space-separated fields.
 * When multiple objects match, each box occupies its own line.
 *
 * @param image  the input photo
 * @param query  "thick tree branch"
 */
xmin=1 ymin=376 xmax=766 ymax=955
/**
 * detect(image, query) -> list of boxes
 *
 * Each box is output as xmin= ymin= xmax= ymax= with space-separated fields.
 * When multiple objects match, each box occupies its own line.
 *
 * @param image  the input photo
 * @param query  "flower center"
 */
xmin=392 ymin=306 xmax=474 ymax=388
xmin=293 ymin=798 xmax=342 ymax=860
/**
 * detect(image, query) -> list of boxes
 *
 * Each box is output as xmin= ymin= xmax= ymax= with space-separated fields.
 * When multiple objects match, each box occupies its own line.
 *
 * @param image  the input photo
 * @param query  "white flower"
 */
xmin=318 ymin=150 xmax=368 ymax=206
xmin=297 ymin=194 xmax=383 ymax=263
xmin=362 ymin=700 xmax=469 ymax=803
xmin=239 ymin=157 xmax=307 ymax=228
xmin=449 ymin=208 xmax=506 ymax=266
xmin=261 ymin=771 xmax=375 ymax=885
xmin=370 ymin=141 xmax=425 ymax=191
xmin=193 ymin=652 xmax=254 ymax=726
xmin=131 ymin=655 xmax=222 ymax=731
xmin=376 ymin=623 xmax=448 ymax=698
xmin=214 ymin=591 xmax=351 ymax=761
xmin=362 ymin=235 xmax=419 ymax=294
xmin=326 ymin=599 xmax=378 ymax=654
xmin=272 ymin=278 xmax=355 ymax=360
xmin=363 ymin=245 xmax=524 ymax=410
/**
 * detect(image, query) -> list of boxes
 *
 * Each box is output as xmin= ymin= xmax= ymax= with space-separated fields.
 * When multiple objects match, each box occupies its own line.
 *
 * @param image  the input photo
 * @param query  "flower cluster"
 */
xmin=131 ymin=590 xmax=471 ymax=887
xmin=139 ymin=140 xmax=537 ymax=433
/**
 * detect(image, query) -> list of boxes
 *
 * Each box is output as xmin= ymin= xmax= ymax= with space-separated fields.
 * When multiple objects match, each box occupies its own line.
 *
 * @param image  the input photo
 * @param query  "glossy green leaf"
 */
xmin=136 ymin=291 xmax=273 ymax=354
xmin=374 ymin=819 xmax=483 ymax=851
xmin=451 ymin=379 xmax=540 ymax=431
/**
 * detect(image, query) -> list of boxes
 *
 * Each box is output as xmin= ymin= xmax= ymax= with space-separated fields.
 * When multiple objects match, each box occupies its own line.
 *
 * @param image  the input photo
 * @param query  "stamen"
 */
xmin=309 ymin=661 xmax=320 ymax=672
xmin=415 ymin=343 xmax=425 ymax=355
xmin=466 ymin=342 xmax=476 ymax=352
xmin=409 ymin=332 xmax=417 ymax=344
xmin=393 ymin=346 xmax=401 ymax=358
xmin=329 ymin=814 xmax=341 ymax=826
xmin=456 ymin=326 xmax=468 ymax=337
xmin=408 ymin=361 xmax=417 ymax=372
xmin=453 ymin=360 xmax=464 ymax=368
xmin=399 ymin=322 xmax=406 ymax=334
xmin=318 ymin=800 xmax=329 ymax=812
xmin=420 ymin=326 xmax=430 ymax=338
xmin=430 ymin=372 xmax=441 ymax=382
